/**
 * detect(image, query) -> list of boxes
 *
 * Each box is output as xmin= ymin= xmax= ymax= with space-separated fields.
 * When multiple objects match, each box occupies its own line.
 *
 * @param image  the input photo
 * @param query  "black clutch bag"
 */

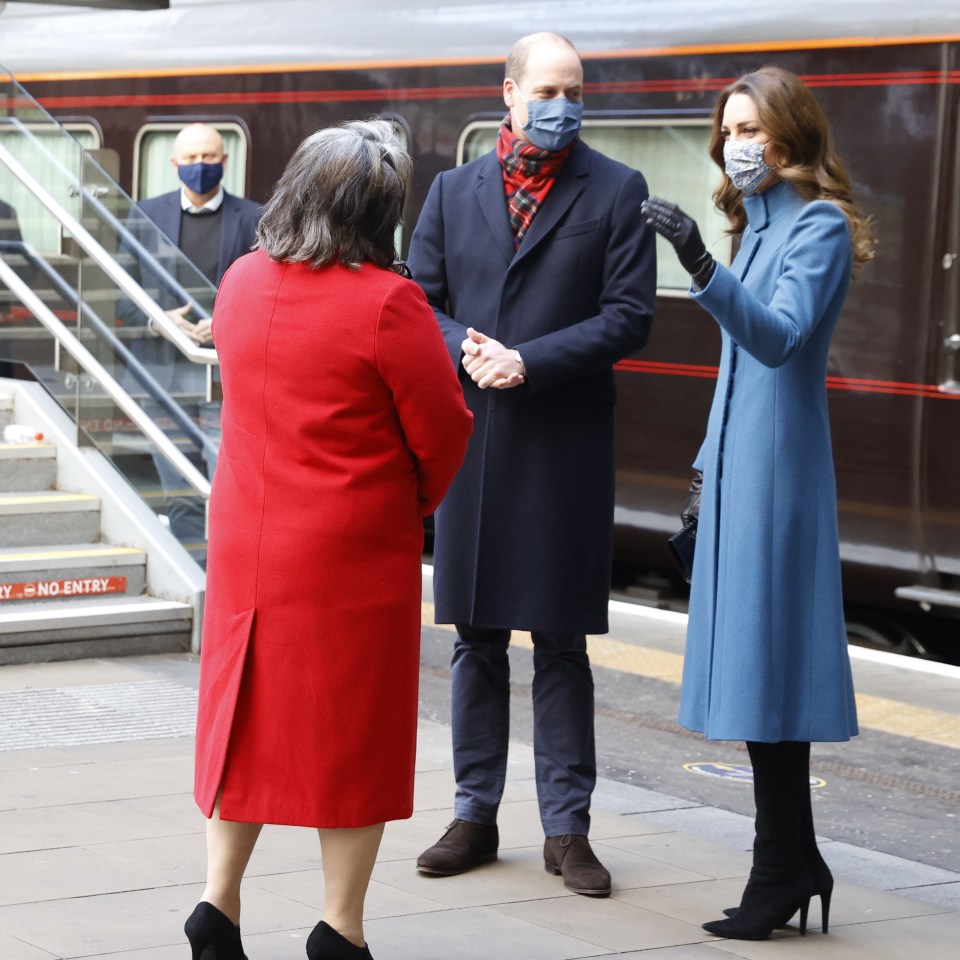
xmin=667 ymin=521 xmax=697 ymax=584
xmin=667 ymin=470 xmax=702 ymax=584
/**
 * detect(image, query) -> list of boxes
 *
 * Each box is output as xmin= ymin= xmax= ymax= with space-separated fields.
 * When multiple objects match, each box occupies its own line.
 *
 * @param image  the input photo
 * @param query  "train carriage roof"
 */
xmin=1 ymin=0 xmax=959 ymax=76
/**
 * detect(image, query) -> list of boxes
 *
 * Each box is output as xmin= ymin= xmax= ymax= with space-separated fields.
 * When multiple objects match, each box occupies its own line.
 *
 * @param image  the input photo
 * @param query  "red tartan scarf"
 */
xmin=496 ymin=121 xmax=574 ymax=249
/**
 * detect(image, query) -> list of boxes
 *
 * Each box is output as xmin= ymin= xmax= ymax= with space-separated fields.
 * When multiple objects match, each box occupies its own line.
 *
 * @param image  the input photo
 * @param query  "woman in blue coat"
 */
xmin=643 ymin=67 xmax=875 ymax=941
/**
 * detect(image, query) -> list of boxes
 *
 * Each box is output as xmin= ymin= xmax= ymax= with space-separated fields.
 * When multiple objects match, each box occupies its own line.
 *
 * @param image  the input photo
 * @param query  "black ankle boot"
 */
xmin=184 ymin=902 xmax=248 ymax=960
xmin=722 ymin=855 xmax=832 ymax=929
xmin=306 ymin=921 xmax=373 ymax=960
xmin=705 ymin=862 xmax=816 ymax=940
xmin=702 ymin=741 xmax=820 ymax=941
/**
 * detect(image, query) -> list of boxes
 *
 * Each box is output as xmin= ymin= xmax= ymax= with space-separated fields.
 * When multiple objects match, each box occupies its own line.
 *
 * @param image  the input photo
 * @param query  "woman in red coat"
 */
xmin=185 ymin=120 xmax=472 ymax=960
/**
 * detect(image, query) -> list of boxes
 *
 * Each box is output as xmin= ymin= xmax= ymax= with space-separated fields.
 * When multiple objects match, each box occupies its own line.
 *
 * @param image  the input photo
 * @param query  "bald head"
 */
xmin=172 ymin=123 xmax=225 ymax=164
xmin=504 ymin=32 xmax=580 ymax=85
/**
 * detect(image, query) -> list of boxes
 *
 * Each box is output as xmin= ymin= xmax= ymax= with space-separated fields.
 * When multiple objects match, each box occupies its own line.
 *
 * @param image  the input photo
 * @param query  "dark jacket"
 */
xmin=128 ymin=189 xmax=261 ymax=292
xmin=117 ymin=189 xmax=260 ymax=391
xmin=0 ymin=201 xmax=21 ymax=244
xmin=408 ymin=142 xmax=656 ymax=633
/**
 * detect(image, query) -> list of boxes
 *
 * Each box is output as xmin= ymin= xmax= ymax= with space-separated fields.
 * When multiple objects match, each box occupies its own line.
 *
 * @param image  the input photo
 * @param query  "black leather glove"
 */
xmin=641 ymin=196 xmax=716 ymax=289
xmin=680 ymin=470 xmax=703 ymax=528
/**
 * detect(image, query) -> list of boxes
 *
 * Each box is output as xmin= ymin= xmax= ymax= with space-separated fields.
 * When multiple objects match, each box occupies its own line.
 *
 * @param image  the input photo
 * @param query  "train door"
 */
xmin=905 ymin=44 xmax=960 ymax=619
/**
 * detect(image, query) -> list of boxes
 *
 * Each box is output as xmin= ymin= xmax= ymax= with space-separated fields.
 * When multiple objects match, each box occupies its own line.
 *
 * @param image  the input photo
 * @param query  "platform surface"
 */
xmin=0 ymin=579 xmax=957 ymax=959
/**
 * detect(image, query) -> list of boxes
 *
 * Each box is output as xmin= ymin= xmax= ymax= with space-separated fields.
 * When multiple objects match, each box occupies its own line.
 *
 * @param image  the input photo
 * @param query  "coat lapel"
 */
xmin=475 ymin=155 xmax=516 ymax=267
xmin=734 ymin=190 xmax=771 ymax=279
xmin=151 ymin=193 xmax=182 ymax=249
xmin=217 ymin=192 xmax=243 ymax=282
xmin=510 ymin=143 xmax=588 ymax=269
xmin=734 ymin=230 xmax=762 ymax=280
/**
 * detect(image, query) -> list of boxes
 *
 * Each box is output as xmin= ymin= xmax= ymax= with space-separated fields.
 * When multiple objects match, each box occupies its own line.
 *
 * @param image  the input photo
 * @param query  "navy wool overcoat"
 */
xmin=408 ymin=143 xmax=656 ymax=634
xmin=680 ymin=181 xmax=859 ymax=743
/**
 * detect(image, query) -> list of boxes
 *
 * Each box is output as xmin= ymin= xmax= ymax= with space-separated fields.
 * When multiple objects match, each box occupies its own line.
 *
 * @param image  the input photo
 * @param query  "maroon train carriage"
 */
xmin=1 ymin=0 xmax=959 ymax=655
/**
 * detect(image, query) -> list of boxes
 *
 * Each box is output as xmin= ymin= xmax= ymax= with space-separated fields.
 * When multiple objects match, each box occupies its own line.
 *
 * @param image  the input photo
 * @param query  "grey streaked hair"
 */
xmin=256 ymin=119 xmax=411 ymax=271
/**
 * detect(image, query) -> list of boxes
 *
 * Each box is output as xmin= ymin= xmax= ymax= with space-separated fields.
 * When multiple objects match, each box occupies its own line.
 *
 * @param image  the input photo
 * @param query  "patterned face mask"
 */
xmin=723 ymin=139 xmax=773 ymax=195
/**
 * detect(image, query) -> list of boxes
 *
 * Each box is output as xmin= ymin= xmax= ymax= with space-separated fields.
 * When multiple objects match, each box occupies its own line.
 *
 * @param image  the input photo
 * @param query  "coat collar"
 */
xmin=735 ymin=181 xmax=804 ymax=279
xmin=742 ymin=180 xmax=802 ymax=232
xmin=474 ymin=142 xmax=591 ymax=269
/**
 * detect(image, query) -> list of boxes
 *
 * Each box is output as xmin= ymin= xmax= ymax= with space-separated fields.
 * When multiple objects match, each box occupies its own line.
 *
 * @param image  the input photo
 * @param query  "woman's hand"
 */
xmin=641 ymin=197 xmax=717 ymax=289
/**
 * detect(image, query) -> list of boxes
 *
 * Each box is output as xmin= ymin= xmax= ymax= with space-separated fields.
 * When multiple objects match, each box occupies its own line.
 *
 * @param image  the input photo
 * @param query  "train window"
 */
xmin=133 ymin=123 xmax=249 ymax=202
xmin=458 ymin=120 xmax=731 ymax=294
xmin=0 ymin=123 xmax=100 ymax=253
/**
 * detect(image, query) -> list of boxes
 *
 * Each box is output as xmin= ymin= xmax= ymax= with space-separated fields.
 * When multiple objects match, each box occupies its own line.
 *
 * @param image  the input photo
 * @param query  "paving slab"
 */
xmin=493 ymin=895 xmax=709 ymax=952
xmin=0 ymin=846 xmax=174 ymax=907
xmin=0 ymin=800 xmax=190 ymax=854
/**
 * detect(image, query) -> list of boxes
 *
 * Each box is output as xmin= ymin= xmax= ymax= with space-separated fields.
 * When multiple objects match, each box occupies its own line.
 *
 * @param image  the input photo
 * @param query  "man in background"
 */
xmin=120 ymin=123 xmax=260 ymax=564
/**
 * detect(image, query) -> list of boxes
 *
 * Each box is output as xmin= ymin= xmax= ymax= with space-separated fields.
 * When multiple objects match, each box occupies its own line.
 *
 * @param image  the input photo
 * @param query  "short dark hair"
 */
xmin=256 ymin=119 xmax=411 ymax=270
xmin=504 ymin=32 xmax=579 ymax=84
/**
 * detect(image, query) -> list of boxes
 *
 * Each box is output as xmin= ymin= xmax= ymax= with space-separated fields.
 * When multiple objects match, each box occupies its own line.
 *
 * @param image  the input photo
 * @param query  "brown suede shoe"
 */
xmin=544 ymin=834 xmax=612 ymax=897
xmin=416 ymin=819 xmax=499 ymax=876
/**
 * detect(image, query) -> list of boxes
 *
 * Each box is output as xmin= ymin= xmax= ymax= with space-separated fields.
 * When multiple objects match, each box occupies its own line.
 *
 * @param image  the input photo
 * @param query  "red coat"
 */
xmin=194 ymin=252 xmax=472 ymax=828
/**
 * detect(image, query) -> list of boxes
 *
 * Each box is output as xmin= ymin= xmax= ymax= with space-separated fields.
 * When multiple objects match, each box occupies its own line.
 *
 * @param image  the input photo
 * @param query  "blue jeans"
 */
xmin=451 ymin=624 xmax=596 ymax=836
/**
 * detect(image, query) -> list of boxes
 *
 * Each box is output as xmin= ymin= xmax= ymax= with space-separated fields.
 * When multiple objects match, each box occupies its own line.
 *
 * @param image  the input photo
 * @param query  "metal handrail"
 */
xmin=0 ymin=256 xmax=211 ymax=498
xmin=0 ymin=140 xmax=218 ymax=366
xmin=1 ymin=115 xmax=214 ymax=325
xmin=0 ymin=239 xmax=217 ymax=464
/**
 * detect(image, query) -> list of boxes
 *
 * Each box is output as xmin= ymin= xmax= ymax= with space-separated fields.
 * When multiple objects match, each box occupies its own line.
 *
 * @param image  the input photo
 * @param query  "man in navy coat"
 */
xmin=119 ymin=123 xmax=260 ymax=564
xmin=409 ymin=32 xmax=656 ymax=895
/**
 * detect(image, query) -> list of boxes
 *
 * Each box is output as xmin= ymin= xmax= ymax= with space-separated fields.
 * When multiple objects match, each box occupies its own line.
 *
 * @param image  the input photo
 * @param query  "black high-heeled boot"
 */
xmin=722 ymin=743 xmax=833 ymax=931
xmin=306 ymin=920 xmax=374 ymax=960
xmin=701 ymin=741 xmax=817 ymax=941
xmin=184 ymin=902 xmax=248 ymax=960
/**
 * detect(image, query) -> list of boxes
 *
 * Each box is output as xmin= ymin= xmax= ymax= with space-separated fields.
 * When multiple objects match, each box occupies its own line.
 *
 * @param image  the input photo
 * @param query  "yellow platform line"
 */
xmin=0 ymin=547 xmax=143 ymax=562
xmin=420 ymin=603 xmax=960 ymax=750
xmin=0 ymin=494 xmax=97 ymax=505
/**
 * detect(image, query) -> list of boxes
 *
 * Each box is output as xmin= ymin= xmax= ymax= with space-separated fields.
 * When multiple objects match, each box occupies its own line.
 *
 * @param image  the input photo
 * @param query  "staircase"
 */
xmin=0 ymin=391 xmax=193 ymax=664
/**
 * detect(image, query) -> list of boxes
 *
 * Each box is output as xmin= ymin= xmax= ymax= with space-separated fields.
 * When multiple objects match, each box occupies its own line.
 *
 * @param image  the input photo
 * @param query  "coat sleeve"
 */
xmin=692 ymin=202 xmax=852 ymax=368
xmin=514 ymin=169 xmax=657 ymax=394
xmin=407 ymin=171 xmax=469 ymax=368
xmin=375 ymin=278 xmax=473 ymax=516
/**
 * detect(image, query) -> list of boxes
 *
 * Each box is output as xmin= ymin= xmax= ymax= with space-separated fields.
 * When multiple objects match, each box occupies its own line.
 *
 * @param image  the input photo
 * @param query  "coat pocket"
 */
xmin=553 ymin=217 xmax=601 ymax=240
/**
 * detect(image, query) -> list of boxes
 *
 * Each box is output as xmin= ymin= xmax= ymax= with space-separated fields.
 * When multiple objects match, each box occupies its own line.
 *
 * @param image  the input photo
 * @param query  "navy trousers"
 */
xmin=451 ymin=624 xmax=596 ymax=836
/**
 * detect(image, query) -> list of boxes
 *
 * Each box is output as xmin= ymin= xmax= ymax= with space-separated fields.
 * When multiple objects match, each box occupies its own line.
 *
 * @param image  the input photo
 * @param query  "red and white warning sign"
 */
xmin=0 ymin=576 xmax=127 ymax=601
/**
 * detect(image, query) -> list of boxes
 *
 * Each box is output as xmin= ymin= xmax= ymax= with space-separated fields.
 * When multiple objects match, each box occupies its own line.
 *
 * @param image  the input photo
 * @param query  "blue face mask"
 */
xmin=514 ymin=85 xmax=583 ymax=151
xmin=177 ymin=161 xmax=224 ymax=195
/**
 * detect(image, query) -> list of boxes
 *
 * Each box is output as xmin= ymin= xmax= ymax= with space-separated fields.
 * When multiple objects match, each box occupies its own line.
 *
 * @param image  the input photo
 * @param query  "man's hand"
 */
xmin=155 ymin=304 xmax=214 ymax=346
xmin=461 ymin=327 xmax=525 ymax=390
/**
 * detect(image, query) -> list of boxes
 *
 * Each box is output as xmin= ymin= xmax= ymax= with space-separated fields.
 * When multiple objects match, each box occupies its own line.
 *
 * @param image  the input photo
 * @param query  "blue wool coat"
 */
xmin=409 ymin=143 xmax=656 ymax=633
xmin=679 ymin=181 xmax=859 ymax=743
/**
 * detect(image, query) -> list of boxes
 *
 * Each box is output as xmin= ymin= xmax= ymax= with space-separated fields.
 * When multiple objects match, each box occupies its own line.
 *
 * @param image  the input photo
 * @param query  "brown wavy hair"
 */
xmin=709 ymin=67 xmax=875 ymax=272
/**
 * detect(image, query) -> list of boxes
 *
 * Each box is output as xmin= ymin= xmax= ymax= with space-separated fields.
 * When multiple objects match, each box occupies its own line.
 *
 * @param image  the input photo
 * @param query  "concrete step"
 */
xmin=0 ymin=490 xmax=100 ymax=547
xmin=0 ymin=441 xmax=57 ymax=492
xmin=0 ymin=595 xmax=193 ymax=664
xmin=0 ymin=543 xmax=147 ymax=603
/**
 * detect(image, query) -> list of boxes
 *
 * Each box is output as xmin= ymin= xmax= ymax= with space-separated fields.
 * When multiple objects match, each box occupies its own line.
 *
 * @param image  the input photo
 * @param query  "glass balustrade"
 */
xmin=0 ymin=69 xmax=218 ymax=569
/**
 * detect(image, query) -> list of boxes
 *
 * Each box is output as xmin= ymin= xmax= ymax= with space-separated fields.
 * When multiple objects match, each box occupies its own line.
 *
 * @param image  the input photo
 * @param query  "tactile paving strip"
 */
xmin=0 ymin=680 xmax=197 ymax=751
